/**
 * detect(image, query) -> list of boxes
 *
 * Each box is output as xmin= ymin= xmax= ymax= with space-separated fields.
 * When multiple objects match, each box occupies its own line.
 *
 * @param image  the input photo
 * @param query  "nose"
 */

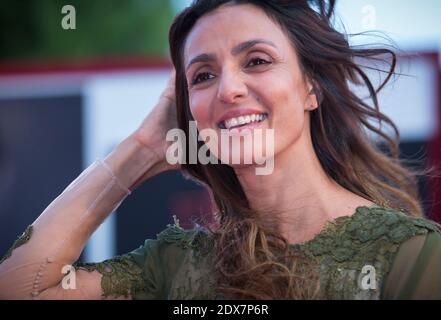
xmin=216 ymin=68 xmax=248 ymax=104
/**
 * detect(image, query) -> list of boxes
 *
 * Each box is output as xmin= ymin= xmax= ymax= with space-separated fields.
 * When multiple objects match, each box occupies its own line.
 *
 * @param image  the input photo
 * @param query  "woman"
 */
xmin=0 ymin=0 xmax=440 ymax=300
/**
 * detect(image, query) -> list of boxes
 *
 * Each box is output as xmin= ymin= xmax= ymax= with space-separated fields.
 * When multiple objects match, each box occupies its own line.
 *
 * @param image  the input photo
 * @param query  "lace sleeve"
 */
xmin=0 ymin=138 xmax=158 ymax=299
xmin=72 ymin=239 xmax=166 ymax=299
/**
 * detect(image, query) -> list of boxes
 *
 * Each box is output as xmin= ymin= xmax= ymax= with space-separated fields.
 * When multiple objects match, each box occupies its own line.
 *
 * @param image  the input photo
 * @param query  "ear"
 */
xmin=304 ymin=79 xmax=322 ymax=111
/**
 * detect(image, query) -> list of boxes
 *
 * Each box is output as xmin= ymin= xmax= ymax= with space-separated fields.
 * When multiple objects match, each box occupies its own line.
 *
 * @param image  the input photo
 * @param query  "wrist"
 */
xmin=104 ymin=136 xmax=161 ymax=191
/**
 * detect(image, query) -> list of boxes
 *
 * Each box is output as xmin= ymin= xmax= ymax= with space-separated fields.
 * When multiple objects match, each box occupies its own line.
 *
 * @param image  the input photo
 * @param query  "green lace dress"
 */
xmin=4 ymin=205 xmax=441 ymax=299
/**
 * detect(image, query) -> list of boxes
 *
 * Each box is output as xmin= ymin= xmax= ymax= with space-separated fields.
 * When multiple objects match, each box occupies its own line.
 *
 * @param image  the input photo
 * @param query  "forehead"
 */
xmin=184 ymin=3 xmax=287 ymax=63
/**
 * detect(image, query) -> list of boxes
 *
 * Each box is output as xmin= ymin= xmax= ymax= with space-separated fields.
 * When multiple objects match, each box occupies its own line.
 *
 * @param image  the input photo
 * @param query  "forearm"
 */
xmin=0 ymin=136 xmax=159 ymax=299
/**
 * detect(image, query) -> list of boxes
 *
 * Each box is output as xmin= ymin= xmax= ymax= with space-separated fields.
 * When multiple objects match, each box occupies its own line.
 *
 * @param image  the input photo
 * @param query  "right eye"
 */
xmin=192 ymin=72 xmax=215 ymax=85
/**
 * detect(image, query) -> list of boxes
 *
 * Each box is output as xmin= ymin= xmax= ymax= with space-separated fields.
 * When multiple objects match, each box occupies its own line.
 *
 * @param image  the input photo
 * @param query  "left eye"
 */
xmin=247 ymin=58 xmax=270 ymax=67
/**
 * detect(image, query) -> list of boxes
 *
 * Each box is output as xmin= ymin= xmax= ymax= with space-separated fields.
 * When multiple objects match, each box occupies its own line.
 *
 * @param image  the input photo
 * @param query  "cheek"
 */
xmin=266 ymin=62 xmax=307 ymax=110
xmin=188 ymin=92 xmax=212 ymax=130
xmin=266 ymin=80 xmax=303 ymax=121
xmin=265 ymin=80 xmax=306 ymax=149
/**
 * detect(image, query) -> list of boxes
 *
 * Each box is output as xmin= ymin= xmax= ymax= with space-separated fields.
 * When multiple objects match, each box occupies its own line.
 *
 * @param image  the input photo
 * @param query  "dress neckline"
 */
xmin=288 ymin=203 xmax=384 ymax=249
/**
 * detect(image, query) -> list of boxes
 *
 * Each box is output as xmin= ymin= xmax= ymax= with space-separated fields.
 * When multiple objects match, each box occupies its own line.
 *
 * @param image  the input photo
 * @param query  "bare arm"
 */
xmin=0 ymin=69 xmax=178 ymax=300
xmin=0 ymin=136 xmax=164 ymax=299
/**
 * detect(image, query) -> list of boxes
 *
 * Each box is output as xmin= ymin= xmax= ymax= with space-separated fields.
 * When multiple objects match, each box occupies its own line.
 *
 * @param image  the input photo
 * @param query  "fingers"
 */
xmin=167 ymin=67 xmax=176 ymax=86
xmin=170 ymin=67 xmax=176 ymax=79
xmin=160 ymin=68 xmax=177 ymax=104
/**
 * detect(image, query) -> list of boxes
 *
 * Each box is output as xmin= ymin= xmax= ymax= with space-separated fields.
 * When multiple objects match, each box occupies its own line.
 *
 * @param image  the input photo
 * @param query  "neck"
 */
xmin=234 ymin=124 xmax=373 ymax=244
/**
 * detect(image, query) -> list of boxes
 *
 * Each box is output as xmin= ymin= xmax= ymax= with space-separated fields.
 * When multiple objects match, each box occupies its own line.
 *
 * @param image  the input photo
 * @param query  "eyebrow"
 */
xmin=185 ymin=38 xmax=277 ymax=71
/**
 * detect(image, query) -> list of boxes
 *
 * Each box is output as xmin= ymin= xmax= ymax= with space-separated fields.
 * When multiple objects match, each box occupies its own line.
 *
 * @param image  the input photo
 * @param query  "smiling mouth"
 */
xmin=218 ymin=113 xmax=268 ymax=129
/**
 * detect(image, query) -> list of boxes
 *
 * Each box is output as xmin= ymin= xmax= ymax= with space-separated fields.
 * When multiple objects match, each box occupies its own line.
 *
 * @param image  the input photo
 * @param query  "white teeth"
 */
xmin=223 ymin=113 xmax=267 ymax=129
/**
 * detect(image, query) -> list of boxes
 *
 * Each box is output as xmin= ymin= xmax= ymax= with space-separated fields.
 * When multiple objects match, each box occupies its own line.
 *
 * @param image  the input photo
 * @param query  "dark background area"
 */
xmin=0 ymin=96 xmax=83 ymax=256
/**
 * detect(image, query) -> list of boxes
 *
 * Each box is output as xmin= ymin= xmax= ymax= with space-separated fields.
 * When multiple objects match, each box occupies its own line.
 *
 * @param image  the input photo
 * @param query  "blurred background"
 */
xmin=0 ymin=0 xmax=440 ymax=262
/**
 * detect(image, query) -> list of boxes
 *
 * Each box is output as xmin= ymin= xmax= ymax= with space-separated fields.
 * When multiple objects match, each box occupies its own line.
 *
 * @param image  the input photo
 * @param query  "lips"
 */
xmin=218 ymin=113 xmax=268 ymax=129
xmin=217 ymin=107 xmax=269 ymax=129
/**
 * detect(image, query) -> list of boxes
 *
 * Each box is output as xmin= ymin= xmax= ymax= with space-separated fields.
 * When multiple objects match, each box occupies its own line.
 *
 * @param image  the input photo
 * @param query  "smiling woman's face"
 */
xmin=183 ymin=3 xmax=318 ymax=168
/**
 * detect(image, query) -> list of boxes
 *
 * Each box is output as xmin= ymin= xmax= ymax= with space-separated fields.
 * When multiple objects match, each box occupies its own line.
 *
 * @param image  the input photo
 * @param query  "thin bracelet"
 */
xmin=97 ymin=158 xmax=132 ymax=195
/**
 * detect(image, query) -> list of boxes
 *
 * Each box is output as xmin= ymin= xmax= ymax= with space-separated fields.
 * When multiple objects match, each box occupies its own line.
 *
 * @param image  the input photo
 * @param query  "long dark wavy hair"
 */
xmin=168 ymin=0 xmax=430 ymax=299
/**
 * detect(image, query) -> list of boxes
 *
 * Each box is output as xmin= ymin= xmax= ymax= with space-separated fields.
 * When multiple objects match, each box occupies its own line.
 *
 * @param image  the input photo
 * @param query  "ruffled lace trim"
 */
xmin=0 ymin=225 xmax=33 ymax=265
xmin=289 ymin=205 xmax=441 ymax=299
xmin=161 ymin=205 xmax=440 ymax=299
xmin=73 ymin=255 xmax=144 ymax=298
